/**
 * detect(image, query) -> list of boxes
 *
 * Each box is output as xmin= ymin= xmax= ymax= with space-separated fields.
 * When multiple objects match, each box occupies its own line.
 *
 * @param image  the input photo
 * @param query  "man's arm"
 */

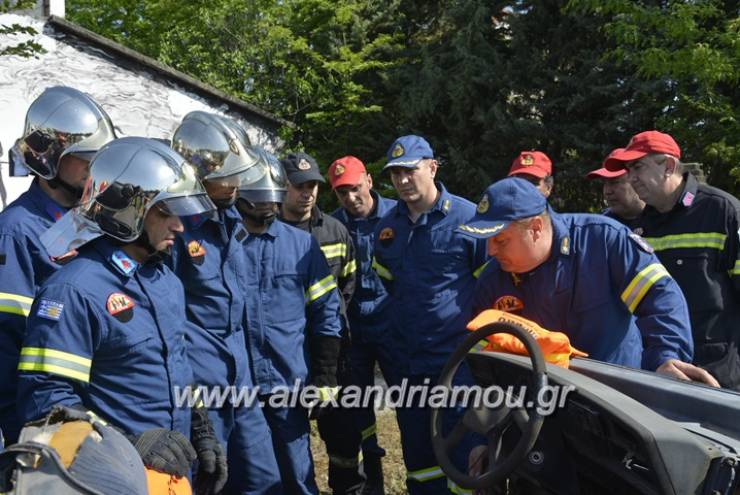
xmin=0 ymin=234 xmax=37 ymax=341
xmin=17 ymin=283 xmax=96 ymax=423
xmin=607 ymin=228 xmax=707 ymax=378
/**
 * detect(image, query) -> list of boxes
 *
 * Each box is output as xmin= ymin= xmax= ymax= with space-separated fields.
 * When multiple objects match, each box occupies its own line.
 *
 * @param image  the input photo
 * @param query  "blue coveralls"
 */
xmin=242 ymin=219 xmax=343 ymax=495
xmin=0 ymin=180 xmax=66 ymax=444
xmin=332 ymin=191 xmax=396 ymax=460
xmin=472 ymin=212 xmax=693 ymax=371
xmin=169 ymin=209 xmax=280 ymax=494
xmin=17 ymin=238 xmax=192 ymax=437
xmin=372 ymin=183 xmax=489 ymax=495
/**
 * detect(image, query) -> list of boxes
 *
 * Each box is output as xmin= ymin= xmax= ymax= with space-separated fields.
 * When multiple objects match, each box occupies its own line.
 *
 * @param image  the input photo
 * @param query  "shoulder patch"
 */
xmin=187 ymin=240 xmax=206 ymax=265
xmin=111 ymin=250 xmax=137 ymax=276
xmin=107 ymin=293 xmax=135 ymax=323
xmin=37 ymin=299 xmax=64 ymax=321
xmin=379 ymin=227 xmax=395 ymax=246
xmin=629 ymin=232 xmax=654 ymax=254
xmin=560 ymin=236 xmax=570 ymax=255
xmin=493 ymin=295 xmax=524 ymax=312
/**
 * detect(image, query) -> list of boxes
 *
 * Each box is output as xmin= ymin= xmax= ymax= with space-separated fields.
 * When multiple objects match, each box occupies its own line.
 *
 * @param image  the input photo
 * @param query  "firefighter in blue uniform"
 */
xmin=169 ymin=112 xmax=281 ymax=494
xmin=371 ymin=135 xmax=489 ymax=495
xmin=235 ymin=148 xmax=343 ymax=495
xmin=0 ymin=86 xmax=116 ymax=445
xmin=462 ymin=177 xmax=717 ymax=385
xmin=328 ymin=155 xmax=396 ymax=494
xmin=18 ymin=137 xmax=228 ymax=491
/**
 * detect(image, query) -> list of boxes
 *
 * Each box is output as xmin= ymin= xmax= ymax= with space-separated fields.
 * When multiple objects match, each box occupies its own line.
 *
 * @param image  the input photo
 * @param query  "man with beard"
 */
xmin=0 ymin=86 xmax=116 ymax=445
xmin=168 ymin=112 xmax=280 ymax=494
xmin=236 ymin=148 xmax=343 ymax=495
xmin=18 ymin=137 xmax=224 ymax=490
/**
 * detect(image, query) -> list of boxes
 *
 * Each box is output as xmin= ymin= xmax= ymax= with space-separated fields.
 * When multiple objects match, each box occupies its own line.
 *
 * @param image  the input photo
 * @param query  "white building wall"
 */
xmin=0 ymin=14 xmax=280 ymax=210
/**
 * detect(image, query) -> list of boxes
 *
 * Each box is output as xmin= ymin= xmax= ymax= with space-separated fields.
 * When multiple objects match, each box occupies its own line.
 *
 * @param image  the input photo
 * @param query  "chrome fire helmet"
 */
xmin=172 ymin=111 xmax=262 ymax=185
xmin=11 ymin=86 xmax=117 ymax=180
xmin=236 ymin=147 xmax=288 ymax=204
xmin=41 ymin=137 xmax=215 ymax=256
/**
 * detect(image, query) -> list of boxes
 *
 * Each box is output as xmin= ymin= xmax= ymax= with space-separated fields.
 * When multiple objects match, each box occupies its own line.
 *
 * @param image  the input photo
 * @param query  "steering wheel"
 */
xmin=431 ymin=321 xmax=548 ymax=490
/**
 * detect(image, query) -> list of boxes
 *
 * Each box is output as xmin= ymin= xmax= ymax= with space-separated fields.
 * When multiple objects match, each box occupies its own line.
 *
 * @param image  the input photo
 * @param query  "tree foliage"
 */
xmin=1 ymin=0 xmax=46 ymax=58
xmin=66 ymin=0 xmax=740 ymax=210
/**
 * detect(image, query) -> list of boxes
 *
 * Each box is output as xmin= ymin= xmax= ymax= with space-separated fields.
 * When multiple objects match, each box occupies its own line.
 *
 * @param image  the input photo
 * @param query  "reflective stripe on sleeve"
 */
xmin=643 ymin=232 xmax=726 ymax=251
xmin=372 ymin=257 xmax=393 ymax=281
xmin=620 ymin=263 xmax=671 ymax=313
xmin=361 ymin=423 xmax=377 ymax=441
xmin=305 ymin=275 xmax=337 ymax=304
xmin=448 ymin=479 xmax=473 ymax=495
xmin=18 ymin=347 xmax=92 ymax=383
xmin=731 ymin=260 xmax=740 ymax=276
xmin=320 ymin=243 xmax=347 ymax=261
xmin=341 ymin=259 xmax=357 ymax=278
xmin=0 ymin=292 xmax=34 ymax=317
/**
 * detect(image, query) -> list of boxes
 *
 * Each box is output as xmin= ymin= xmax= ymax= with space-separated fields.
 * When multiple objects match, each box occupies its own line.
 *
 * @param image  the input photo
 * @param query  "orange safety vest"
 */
xmin=467 ymin=309 xmax=587 ymax=368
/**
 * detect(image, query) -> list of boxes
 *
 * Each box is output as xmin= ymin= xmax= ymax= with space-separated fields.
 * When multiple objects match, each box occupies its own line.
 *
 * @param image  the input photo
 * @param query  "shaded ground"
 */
xmin=310 ymin=408 xmax=408 ymax=494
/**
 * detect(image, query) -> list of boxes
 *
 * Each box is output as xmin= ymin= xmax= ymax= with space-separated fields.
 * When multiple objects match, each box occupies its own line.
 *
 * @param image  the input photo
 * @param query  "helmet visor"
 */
xmin=157 ymin=193 xmax=216 ymax=217
xmin=12 ymin=132 xmax=64 ymax=179
xmin=40 ymin=210 xmax=104 ymax=258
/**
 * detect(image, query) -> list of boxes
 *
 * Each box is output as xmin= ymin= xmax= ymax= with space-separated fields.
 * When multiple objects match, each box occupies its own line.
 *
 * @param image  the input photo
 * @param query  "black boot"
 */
xmin=360 ymin=454 xmax=384 ymax=495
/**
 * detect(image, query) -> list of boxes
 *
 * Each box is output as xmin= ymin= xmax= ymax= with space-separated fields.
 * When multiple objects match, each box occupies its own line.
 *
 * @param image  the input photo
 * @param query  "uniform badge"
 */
xmin=629 ymin=232 xmax=654 ymax=254
xmin=477 ymin=196 xmax=490 ymax=214
xmin=229 ymin=138 xmax=240 ymax=155
xmin=560 ymin=236 xmax=570 ymax=255
xmin=111 ymin=250 xmax=137 ymax=276
xmin=297 ymin=158 xmax=311 ymax=171
xmin=493 ymin=295 xmax=524 ymax=312
xmin=391 ymin=144 xmax=404 ymax=158
xmin=521 ymin=154 xmax=534 ymax=166
xmin=107 ymin=292 xmax=135 ymax=323
xmin=510 ymin=272 xmax=522 ymax=287
xmin=334 ymin=164 xmax=345 ymax=176
xmin=443 ymin=199 xmax=451 ymax=212
xmin=188 ymin=240 xmax=206 ymax=265
xmin=45 ymin=203 xmax=64 ymax=221
xmin=632 ymin=227 xmax=644 ymax=236
xmin=379 ymin=227 xmax=395 ymax=247
xmin=37 ymin=299 xmax=64 ymax=321
xmin=681 ymin=191 xmax=695 ymax=207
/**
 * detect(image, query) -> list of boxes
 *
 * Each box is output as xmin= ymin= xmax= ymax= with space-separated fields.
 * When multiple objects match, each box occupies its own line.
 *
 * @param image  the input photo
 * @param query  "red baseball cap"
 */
xmin=603 ymin=130 xmax=681 ymax=171
xmin=507 ymin=151 xmax=552 ymax=179
xmin=328 ymin=155 xmax=367 ymax=189
xmin=586 ymin=148 xmax=628 ymax=179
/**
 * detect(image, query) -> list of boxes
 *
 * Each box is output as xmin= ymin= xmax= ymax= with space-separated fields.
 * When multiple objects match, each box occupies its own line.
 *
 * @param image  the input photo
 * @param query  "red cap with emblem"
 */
xmin=604 ymin=130 xmax=681 ymax=171
xmin=507 ymin=151 xmax=552 ymax=179
xmin=328 ymin=156 xmax=367 ymax=190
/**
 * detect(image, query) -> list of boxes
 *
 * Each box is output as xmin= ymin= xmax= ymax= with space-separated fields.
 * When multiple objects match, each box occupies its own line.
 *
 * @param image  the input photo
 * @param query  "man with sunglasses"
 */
xmin=604 ymin=130 xmax=740 ymax=390
xmin=0 ymin=86 xmax=116 ymax=445
xmin=507 ymin=150 xmax=554 ymax=198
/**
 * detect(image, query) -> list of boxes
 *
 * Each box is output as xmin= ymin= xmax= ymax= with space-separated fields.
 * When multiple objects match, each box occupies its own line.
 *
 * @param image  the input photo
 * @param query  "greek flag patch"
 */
xmin=37 ymin=299 xmax=64 ymax=321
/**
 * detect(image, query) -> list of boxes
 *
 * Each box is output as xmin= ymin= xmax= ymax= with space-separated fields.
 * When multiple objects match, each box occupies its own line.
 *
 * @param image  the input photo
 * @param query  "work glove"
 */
xmin=130 ymin=428 xmax=196 ymax=477
xmin=191 ymin=405 xmax=228 ymax=495
xmin=309 ymin=335 xmax=342 ymax=420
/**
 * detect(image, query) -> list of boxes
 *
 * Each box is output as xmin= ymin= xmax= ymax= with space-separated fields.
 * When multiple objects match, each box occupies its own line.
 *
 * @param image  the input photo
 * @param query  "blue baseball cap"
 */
xmin=458 ymin=177 xmax=548 ymax=238
xmin=383 ymin=135 xmax=434 ymax=170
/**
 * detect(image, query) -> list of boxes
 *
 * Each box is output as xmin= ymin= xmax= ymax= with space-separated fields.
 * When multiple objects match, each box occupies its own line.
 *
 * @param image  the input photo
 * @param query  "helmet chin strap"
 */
xmin=47 ymin=176 xmax=85 ymax=201
xmin=132 ymin=231 xmax=166 ymax=261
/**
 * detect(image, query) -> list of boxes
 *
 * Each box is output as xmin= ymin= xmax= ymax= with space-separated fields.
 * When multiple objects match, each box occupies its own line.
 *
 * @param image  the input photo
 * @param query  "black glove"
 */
xmin=309 ymin=335 xmax=342 ymax=419
xmin=191 ymin=406 xmax=228 ymax=495
xmin=131 ymin=428 xmax=196 ymax=477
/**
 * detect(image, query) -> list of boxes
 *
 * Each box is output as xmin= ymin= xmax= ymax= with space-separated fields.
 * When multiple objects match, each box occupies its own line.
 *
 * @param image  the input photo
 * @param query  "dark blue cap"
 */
xmin=383 ymin=135 xmax=434 ymax=170
xmin=458 ymin=177 xmax=548 ymax=238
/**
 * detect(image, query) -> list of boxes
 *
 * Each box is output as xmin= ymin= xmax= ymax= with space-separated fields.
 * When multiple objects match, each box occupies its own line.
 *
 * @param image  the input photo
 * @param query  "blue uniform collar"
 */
xmin=92 ymin=238 xmax=140 ymax=277
xmin=336 ymin=190 xmax=394 ymax=223
xmin=395 ymin=181 xmax=452 ymax=219
xmin=28 ymin=179 xmax=68 ymax=222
